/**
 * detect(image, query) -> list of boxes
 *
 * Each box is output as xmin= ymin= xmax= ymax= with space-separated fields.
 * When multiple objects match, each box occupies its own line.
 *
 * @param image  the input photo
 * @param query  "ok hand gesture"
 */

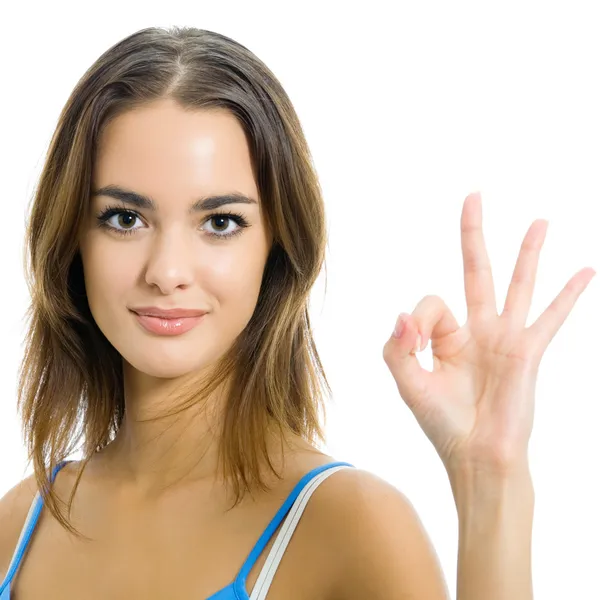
xmin=382 ymin=192 xmax=596 ymax=474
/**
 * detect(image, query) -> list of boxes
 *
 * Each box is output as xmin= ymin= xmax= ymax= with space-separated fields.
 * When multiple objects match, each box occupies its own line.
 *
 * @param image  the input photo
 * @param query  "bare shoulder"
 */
xmin=312 ymin=466 xmax=450 ymax=600
xmin=0 ymin=473 xmax=39 ymax=580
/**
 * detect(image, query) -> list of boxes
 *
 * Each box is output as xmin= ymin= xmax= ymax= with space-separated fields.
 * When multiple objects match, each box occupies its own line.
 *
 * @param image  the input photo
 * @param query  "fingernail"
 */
xmin=392 ymin=314 xmax=407 ymax=338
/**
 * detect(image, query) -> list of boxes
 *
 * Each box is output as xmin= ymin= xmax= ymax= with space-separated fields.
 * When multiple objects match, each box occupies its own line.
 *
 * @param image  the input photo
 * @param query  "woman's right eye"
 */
xmin=96 ymin=209 xmax=142 ymax=236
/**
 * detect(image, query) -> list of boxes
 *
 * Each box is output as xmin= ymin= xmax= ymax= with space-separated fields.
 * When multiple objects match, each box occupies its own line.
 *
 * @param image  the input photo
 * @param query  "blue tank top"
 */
xmin=0 ymin=459 xmax=355 ymax=599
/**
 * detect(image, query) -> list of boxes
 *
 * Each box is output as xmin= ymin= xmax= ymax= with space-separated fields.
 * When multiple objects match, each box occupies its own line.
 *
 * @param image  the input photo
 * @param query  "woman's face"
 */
xmin=79 ymin=99 xmax=272 ymax=381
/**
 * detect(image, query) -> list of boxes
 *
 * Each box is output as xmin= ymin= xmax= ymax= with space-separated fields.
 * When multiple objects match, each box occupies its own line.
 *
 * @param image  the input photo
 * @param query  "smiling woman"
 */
xmin=80 ymin=104 xmax=275 ymax=386
xmin=0 ymin=26 xmax=372 ymax=600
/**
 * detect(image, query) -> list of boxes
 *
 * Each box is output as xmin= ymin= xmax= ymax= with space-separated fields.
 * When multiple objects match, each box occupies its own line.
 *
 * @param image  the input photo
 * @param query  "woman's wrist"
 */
xmin=447 ymin=457 xmax=534 ymax=504
xmin=448 ymin=460 xmax=535 ymax=600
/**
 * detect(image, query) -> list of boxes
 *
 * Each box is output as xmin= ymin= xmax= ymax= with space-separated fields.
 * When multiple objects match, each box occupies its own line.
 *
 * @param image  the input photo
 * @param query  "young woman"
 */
xmin=0 ymin=26 xmax=594 ymax=600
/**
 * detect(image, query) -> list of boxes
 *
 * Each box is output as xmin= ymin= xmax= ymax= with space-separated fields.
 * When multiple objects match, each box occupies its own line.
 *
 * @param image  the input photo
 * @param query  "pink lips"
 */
xmin=130 ymin=310 xmax=207 ymax=336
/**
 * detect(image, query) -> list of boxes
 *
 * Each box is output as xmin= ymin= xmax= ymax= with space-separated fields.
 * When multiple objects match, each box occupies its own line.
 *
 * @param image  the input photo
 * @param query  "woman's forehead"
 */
xmin=94 ymin=102 xmax=259 ymax=207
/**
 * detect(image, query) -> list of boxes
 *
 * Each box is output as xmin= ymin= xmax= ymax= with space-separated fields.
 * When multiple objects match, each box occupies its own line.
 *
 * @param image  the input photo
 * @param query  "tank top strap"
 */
xmin=0 ymin=460 xmax=72 ymax=597
xmin=233 ymin=460 xmax=356 ymax=599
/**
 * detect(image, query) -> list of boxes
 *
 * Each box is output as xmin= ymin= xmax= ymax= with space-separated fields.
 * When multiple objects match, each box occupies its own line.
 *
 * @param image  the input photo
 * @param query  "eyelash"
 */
xmin=95 ymin=205 xmax=250 ymax=240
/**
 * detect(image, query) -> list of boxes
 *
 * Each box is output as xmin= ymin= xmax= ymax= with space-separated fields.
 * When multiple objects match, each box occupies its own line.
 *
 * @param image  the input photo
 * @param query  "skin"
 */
xmin=79 ymin=98 xmax=305 ymax=497
xmin=382 ymin=193 xmax=596 ymax=473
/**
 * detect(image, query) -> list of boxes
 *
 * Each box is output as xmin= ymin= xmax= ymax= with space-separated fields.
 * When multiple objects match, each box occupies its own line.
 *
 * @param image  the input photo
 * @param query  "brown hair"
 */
xmin=17 ymin=26 xmax=331 ymax=539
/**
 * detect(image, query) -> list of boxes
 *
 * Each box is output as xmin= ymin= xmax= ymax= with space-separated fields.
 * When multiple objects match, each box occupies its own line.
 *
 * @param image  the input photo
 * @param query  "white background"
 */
xmin=0 ymin=1 xmax=598 ymax=598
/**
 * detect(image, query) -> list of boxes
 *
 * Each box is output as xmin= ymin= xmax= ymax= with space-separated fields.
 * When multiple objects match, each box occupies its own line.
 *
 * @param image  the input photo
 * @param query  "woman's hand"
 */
xmin=382 ymin=192 xmax=596 ymax=475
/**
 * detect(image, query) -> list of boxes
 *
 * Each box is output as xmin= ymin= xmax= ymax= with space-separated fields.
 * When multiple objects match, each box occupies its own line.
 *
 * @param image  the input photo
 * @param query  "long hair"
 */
xmin=17 ymin=26 xmax=330 ymax=539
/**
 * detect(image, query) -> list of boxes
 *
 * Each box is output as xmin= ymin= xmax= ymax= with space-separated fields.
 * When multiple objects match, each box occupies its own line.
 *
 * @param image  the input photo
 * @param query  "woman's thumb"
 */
xmin=382 ymin=313 xmax=430 ymax=411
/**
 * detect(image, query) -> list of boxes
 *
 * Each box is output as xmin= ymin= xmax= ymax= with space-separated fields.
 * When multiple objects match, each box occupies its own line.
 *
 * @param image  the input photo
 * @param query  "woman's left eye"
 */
xmin=202 ymin=213 xmax=249 ymax=238
xmin=95 ymin=208 xmax=250 ymax=240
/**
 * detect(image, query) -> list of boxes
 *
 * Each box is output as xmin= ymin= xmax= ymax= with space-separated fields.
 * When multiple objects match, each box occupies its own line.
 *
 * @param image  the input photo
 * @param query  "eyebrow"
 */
xmin=91 ymin=185 xmax=258 ymax=213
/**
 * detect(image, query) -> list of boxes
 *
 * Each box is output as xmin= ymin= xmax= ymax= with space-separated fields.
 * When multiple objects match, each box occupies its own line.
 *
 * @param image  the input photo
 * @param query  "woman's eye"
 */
xmin=96 ymin=210 xmax=142 ymax=236
xmin=203 ymin=215 xmax=240 ymax=237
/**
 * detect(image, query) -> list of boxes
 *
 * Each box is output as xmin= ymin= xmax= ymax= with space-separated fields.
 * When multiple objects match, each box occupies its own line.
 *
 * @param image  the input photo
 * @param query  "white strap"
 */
xmin=249 ymin=465 xmax=351 ymax=600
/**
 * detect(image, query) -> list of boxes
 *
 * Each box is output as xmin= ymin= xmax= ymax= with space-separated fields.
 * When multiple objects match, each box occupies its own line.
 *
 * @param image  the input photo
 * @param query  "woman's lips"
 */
xmin=132 ymin=312 xmax=206 ymax=336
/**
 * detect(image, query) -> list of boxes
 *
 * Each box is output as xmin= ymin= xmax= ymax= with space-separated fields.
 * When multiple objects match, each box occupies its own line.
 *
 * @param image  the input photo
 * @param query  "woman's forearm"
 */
xmin=448 ymin=461 xmax=535 ymax=600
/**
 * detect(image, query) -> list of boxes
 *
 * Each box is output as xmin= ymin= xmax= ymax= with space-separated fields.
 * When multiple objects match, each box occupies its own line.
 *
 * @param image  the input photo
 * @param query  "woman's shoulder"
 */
xmin=296 ymin=461 xmax=450 ymax=600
